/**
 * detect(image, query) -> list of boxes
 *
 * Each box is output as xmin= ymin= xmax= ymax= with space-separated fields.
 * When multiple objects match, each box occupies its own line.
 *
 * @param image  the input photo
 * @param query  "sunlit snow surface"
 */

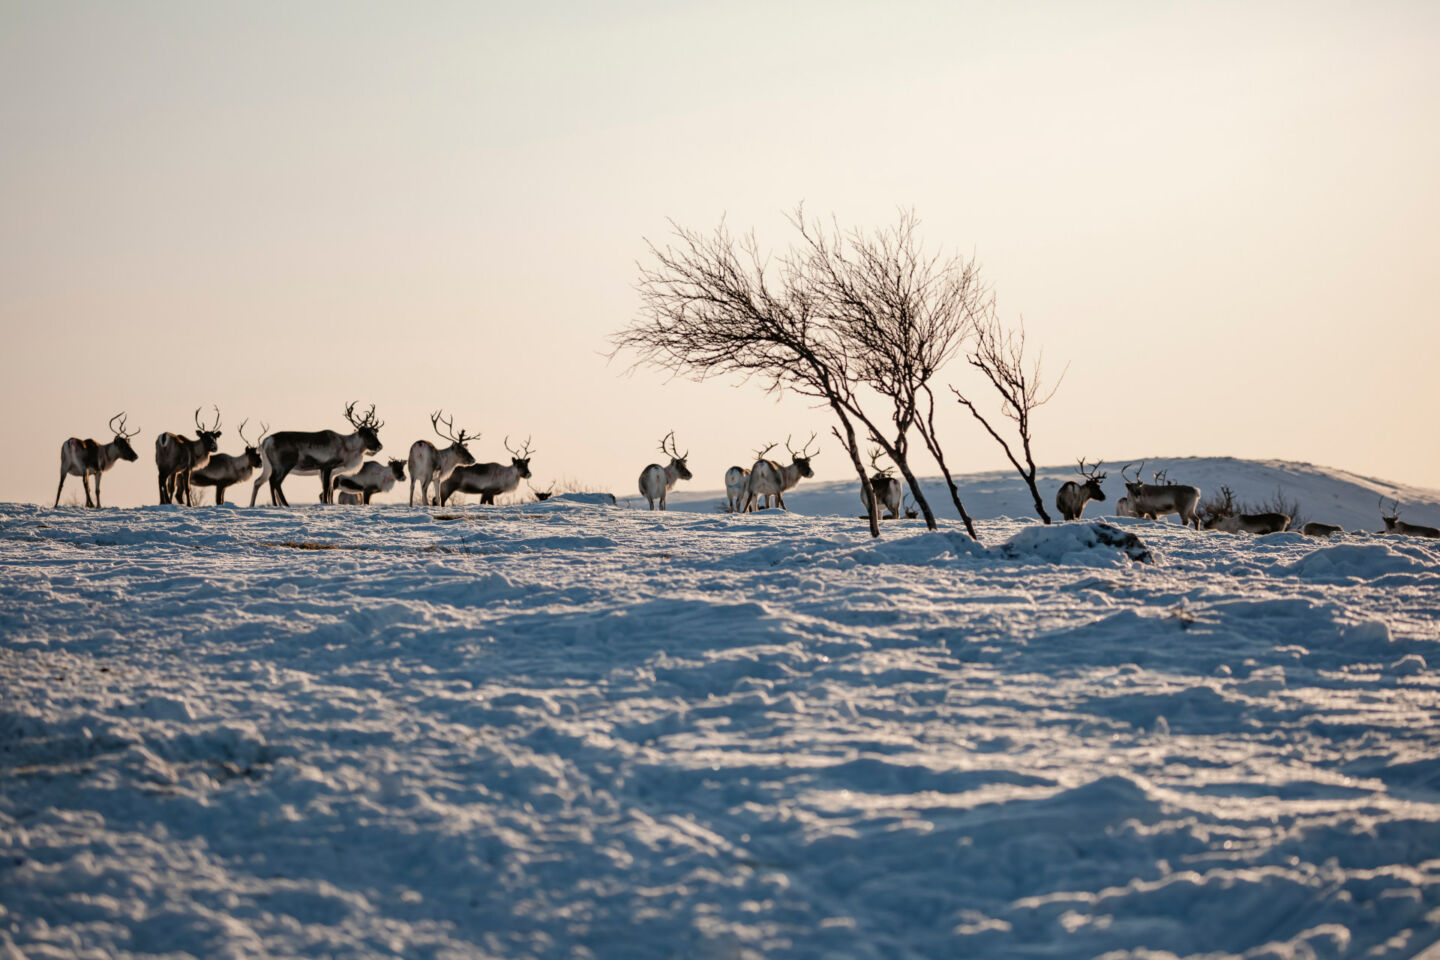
xmin=3 ymin=499 xmax=1440 ymax=960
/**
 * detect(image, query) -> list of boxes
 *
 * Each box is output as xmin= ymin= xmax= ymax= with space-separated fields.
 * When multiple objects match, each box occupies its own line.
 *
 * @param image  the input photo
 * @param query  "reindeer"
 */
xmin=861 ymin=446 xmax=902 ymax=520
xmin=408 ymin=411 xmax=478 ymax=506
xmin=1301 ymin=521 xmax=1343 ymax=537
xmin=636 ymin=431 xmax=692 ymax=511
xmin=1380 ymin=498 xmax=1440 ymax=539
xmin=1056 ymin=458 xmax=1108 ymax=521
xmin=726 ymin=442 xmax=776 ymax=512
xmin=334 ymin=458 xmax=406 ymax=504
xmin=530 ymin=482 xmax=555 ymax=502
xmin=188 ymin=419 xmax=267 ymax=505
xmin=439 ymin=436 xmax=535 ymax=506
xmin=1115 ymin=497 xmax=1139 ymax=518
xmin=54 ymin=412 xmax=140 ymax=508
xmin=249 ymin=402 xmax=383 ymax=506
xmin=1121 ymin=461 xmax=1201 ymax=528
xmin=1203 ymin=512 xmax=1290 ymax=535
xmin=743 ymin=433 xmax=818 ymax=513
xmin=155 ymin=406 xmax=222 ymax=505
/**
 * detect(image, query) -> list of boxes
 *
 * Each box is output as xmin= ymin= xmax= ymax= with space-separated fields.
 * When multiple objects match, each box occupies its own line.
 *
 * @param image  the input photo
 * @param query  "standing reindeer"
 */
xmin=55 ymin=412 xmax=140 ymax=508
xmin=862 ymin=446 xmax=902 ymax=520
xmin=726 ymin=442 xmax=777 ymax=513
xmin=249 ymin=402 xmax=383 ymax=506
xmin=742 ymin=433 xmax=817 ymax=513
xmin=1380 ymin=498 xmax=1440 ymax=538
xmin=334 ymin=459 xmax=406 ymax=504
xmin=155 ymin=406 xmax=222 ymax=505
xmin=1056 ymin=458 xmax=1107 ymax=521
xmin=1121 ymin=461 xmax=1201 ymax=528
xmin=439 ymin=436 xmax=535 ymax=506
xmin=409 ymin=411 xmax=478 ymax=506
xmin=638 ymin=431 xmax=692 ymax=511
xmin=188 ymin=419 xmax=267 ymax=505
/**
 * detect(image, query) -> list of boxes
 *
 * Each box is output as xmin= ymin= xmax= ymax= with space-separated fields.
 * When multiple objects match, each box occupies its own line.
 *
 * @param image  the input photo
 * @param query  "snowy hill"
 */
xmin=4 ymin=495 xmax=1440 ymax=958
xmin=649 ymin=455 xmax=1440 ymax=531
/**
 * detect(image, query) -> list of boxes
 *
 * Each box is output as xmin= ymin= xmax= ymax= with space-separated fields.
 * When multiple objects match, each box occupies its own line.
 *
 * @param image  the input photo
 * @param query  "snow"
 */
xmin=4 ymin=458 xmax=1440 ymax=959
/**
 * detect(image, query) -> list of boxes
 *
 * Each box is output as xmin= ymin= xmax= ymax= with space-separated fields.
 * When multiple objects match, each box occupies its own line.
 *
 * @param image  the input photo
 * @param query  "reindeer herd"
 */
xmin=49 ymin=411 xmax=1440 ymax=539
xmin=54 ymin=405 xmax=535 ymax=509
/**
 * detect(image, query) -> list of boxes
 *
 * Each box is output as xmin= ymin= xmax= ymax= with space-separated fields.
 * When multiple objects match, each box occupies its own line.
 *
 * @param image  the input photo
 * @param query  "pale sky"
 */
xmin=3 ymin=1 xmax=1437 ymax=508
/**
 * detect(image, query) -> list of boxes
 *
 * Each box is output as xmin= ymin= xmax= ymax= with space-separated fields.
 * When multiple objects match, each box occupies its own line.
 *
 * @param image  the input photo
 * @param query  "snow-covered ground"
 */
xmin=4 ymin=459 xmax=1440 ymax=959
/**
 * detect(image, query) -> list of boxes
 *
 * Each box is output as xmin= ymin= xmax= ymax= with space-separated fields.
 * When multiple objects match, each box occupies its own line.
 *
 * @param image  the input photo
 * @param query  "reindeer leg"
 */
xmin=319 ymin=467 xmax=334 ymax=504
xmin=55 ymin=470 xmax=67 ymax=508
xmin=93 ymin=472 xmax=103 ymax=509
xmin=82 ymin=472 xmax=95 ymax=508
xmin=216 ymin=483 xmax=227 ymax=506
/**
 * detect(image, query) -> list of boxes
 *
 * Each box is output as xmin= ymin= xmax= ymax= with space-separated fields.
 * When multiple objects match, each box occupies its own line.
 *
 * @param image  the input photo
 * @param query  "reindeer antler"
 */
xmin=659 ymin=430 xmax=686 ymax=460
xmin=238 ymin=418 xmax=252 ymax=446
xmin=786 ymin=431 xmax=819 ymax=460
xmin=753 ymin=441 xmax=777 ymax=460
xmin=345 ymin=402 xmax=381 ymax=430
xmin=868 ymin=445 xmax=893 ymax=477
xmin=109 ymin=411 xmax=139 ymax=440
xmin=504 ymin=435 xmax=534 ymax=458
xmin=1380 ymin=496 xmax=1400 ymax=519
xmin=194 ymin=405 xmax=221 ymax=433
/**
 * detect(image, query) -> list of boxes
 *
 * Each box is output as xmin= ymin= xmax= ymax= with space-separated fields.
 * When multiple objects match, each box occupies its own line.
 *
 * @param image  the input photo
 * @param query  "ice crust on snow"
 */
xmin=2 ymin=495 xmax=1440 ymax=959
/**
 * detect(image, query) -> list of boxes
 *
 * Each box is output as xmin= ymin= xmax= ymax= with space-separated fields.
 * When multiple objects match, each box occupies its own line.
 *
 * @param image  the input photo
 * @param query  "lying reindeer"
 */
xmin=440 ymin=436 xmax=534 ymax=506
xmin=1121 ymin=461 xmax=1201 ymax=528
xmin=409 ymin=410 xmax=477 ymax=506
xmin=156 ymin=406 xmax=222 ymax=505
xmin=1380 ymin=498 xmax=1440 ymax=539
xmin=55 ymin=412 xmax=140 ymax=508
xmin=1056 ymin=457 xmax=1107 ymax=521
xmin=250 ymin=402 xmax=382 ymax=506
xmin=1203 ymin=512 xmax=1290 ymax=535
xmin=742 ymin=433 xmax=817 ymax=513
xmin=188 ymin=419 xmax=267 ymax=505
xmin=1301 ymin=521 xmax=1343 ymax=537
xmin=638 ymin=431 xmax=692 ymax=511
xmin=334 ymin=459 xmax=406 ymax=504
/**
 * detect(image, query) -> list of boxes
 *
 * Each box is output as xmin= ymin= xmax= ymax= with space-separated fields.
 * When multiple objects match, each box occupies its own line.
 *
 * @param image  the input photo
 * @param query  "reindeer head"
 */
xmin=345 ymin=401 xmax=383 ymax=454
xmin=388 ymin=458 xmax=407 ymax=481
xmin=238 ymin=419 xmax=268 ymax=469
xmin=432 ymin=411 xmax=478 ymax=466
xmin=531 ymin=481 xmax=555 ymax=502
xmin=1381 ymin=496 xmax=1400 ymax=533
xmin=660 ymin=430 xmax=691 ymax=480
xmin=506 ymin=435 xmax=535 ymax=480
xmin=194 ymin=405 xmax=222 ymax=454
xmin=787 ymin=432 xmax=819 ymax=479
xmin=1076 ymin=457 xmax=1107 ymax=502
xmin=108 ymin=411 xmax=140 ymax=461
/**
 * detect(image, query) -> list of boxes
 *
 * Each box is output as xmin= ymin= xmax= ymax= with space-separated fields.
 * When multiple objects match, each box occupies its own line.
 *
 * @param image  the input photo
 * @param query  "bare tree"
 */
xmin=612 ymin=218 xmax=885 ymax=536
xmin=951 ymin=308 xmax=1064 ymax=524
xmin=792 ymin=210 xmax=983 ymax=538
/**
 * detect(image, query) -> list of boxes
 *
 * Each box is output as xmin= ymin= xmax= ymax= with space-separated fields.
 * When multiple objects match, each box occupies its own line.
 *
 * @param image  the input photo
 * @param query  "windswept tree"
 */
xmin=793 ymin=210 xmax=983 ymax=539
xmin=951 ymin=308 xmax=1064 ymax=524
xmin=613 ymin=218 xmax=886 ymax=536
xmin=613 ymin=208 xmax=989 ymax=539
